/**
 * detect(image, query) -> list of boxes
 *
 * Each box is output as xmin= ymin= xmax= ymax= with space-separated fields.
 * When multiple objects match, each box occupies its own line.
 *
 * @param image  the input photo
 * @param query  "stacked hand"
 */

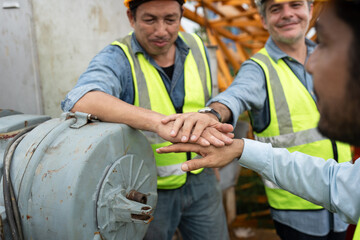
xmin=155 ymin=112 xmax=244 ymax=172
xmin=157 ymin=139 xmax=244 ymax=171
xmin=161 ymin=112 xmax=234 ymax=146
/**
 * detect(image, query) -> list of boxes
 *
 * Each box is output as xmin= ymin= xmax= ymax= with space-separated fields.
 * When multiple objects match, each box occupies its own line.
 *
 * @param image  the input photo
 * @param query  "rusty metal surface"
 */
xmin=1 ymin=113 xmax=157 ymax=239
xmin=0 ymin=114 xmax=50 ymax=134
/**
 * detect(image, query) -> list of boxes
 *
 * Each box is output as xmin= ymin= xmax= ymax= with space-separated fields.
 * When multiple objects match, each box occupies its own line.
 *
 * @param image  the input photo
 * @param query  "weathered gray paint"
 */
xmin=0 ymin=112 xmax=157 ymax=239
xmin=1 ymin=0 xmax=132 ymax=117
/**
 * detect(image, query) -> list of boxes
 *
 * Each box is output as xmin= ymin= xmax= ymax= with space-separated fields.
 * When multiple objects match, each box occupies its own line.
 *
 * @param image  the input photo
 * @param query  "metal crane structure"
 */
xmin=182 ymin=0 xmax=324 ymax=92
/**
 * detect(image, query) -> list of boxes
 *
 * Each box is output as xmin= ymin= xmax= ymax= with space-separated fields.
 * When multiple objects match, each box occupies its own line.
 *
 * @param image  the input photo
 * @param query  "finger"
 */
xmin=182 ymin=157 xmax=210 ymax=171
xmin=189 ymin=119 xmax=212 ymax=143
xmin=161 ymin=114 xmax=180 ymax=124
xmin=215 ymin=123 xmax=234 ymax=134
xmin=196 ymin=137 xmax=210 ymax=147
xmin=201 ymin=130 xmax=225 ymax=147
xmin=156 ymin=143 xmax=201 ymax=154
xmin=207 ymin=128 xmax=234 ymax=145
xmin=226 ymin=132 xmax=235 ymax=139
xmin=170 ymin=118 xmax=185 ymax=137
xmin=180 ymin=117 xmax=198 ymax=142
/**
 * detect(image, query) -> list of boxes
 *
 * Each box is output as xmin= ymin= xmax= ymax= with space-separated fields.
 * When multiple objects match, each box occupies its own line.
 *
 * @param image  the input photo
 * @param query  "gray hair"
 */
xmin=255 ymin=0 xmax=314 ymax=17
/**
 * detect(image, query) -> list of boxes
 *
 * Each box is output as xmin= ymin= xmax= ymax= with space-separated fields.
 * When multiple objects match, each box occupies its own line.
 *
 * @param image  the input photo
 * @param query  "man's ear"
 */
xmin=127 ymin=9 xmax=135 ymax=28
xmin=309 ymin=2 xmax=314 ymax=19
xmin=261 ymin=15 xmax=268 ymax=30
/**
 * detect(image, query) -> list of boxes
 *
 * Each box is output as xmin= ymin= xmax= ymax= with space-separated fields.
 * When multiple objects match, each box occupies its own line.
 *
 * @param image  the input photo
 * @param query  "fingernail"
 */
xmin=171 ymin=130 xmax=175 ymax=136
xmin=190 ymin=135 xmax=196 ymax=141
xmin=181 ymin=136 xmax=187 ymax=142
xmin=182 ymin=163 xmax=189 ymax=171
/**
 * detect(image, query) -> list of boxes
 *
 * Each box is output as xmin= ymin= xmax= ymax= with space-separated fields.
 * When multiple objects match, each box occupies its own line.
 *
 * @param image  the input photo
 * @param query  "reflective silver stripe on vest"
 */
xmin=252 ymin=53 xmax=293 ymax=135
xmin=255 ymin=128 xmax=327 ymax=148
xmin=119 ymin=35 xmax=151 ymax=109
xmin=141 ymin=130 xmax=167 ymax=144
xmin=157 ymin=163 xmax=185 ymax=177
xmin=180 ymin=33 xmax=210 ymax=103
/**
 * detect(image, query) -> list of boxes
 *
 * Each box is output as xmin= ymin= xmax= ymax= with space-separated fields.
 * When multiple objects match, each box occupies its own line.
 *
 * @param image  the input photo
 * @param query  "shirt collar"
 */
xmin=264 ymin=36 xmax=317 ymax=63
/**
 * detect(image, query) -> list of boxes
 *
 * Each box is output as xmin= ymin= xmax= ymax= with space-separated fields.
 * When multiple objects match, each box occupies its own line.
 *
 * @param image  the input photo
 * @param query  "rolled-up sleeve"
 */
xmin=239 ymin=138 xmax=360 ymax=224
xmin=207 ymin=60 xmax=267 ymax=126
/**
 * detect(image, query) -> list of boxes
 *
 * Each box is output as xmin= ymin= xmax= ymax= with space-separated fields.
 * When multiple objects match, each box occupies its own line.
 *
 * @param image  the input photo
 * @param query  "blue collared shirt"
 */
xmin=241 ymin=138 xmax=360 ymax=225
xmin=209 ymin=37 xmax=348 ymax=235
xmin=61 ymin=32 xmax=199 ymax=113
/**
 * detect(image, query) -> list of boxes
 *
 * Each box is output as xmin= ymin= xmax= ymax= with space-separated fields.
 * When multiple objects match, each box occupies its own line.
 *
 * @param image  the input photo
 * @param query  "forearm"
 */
xmin=240 ymin=139 xmax=360 ymax=224
xmin=71 ymin=91 xmax=163 ymax=132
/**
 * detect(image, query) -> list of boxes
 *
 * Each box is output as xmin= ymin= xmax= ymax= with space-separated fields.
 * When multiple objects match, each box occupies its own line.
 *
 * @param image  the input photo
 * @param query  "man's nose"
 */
xmin=154 ymin=21 xmax=167 ymax=36
xmin=281 ymin=4 xmax=295 ymax=19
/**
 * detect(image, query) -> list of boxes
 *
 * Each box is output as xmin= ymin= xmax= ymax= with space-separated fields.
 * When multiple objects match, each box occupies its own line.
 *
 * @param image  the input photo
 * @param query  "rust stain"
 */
xmin=0 ymin=128 xmax=22 ymax=139
xmin=94 ymin=232 xmax=104 ymax=240
xmin=26 ymin=215 xmax=32 ymax=220
xmin=45 ymin=141 xmax=64 ymax=154
xmin=42 ymin=165 xmax=66 ymax=180
xmin=112 ymin=168 xmax=118 ymax=173
xmin=41 ymin=173 xmax=47 ymax=180
xmin=35 ymin=164 xmax=43 ymax=175
xmin=47 ymin=165 xmax=66 ymax=174
xmin=0 ymin=133 xmax=17 ymax=139
xmin=24 ymin=120 xmax=28 ymax=127
xmin=25 ymin=142 xmax=38 ymax=158
xmin=85 ymin=144 xmax=93 ymax=153
xmin=124 ymin=145 xmax=130 ymax=155
xmin=60 ymin=200 xmax=63 ymax=203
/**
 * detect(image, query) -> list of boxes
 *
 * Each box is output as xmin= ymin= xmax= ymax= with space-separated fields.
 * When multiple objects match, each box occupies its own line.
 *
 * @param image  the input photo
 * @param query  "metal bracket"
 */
xmin=60 ymin=112 xmax=98 ymax=129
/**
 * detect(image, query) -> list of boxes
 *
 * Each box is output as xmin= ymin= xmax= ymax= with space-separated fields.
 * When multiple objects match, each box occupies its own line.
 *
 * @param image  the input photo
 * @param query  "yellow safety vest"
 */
xmin=251 ymin=48 xmax=352 ymax=210
xmin=112 ymin=32 xmax=212 ymax=189
xmin=354 ymin=222 xmax=360 ymax=239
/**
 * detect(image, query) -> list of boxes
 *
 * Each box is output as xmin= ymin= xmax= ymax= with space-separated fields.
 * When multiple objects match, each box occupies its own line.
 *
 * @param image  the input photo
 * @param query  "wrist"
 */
xmin=198 ymin=107 xmax=222 ymax=122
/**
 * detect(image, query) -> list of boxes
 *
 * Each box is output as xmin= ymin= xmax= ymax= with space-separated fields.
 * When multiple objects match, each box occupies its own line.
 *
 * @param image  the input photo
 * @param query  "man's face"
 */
xmin=306 ymin=5 xmax=360 ymax=145
xmin=262 ymin=0 xmax=312 ymax=45
xmin=127 ymin=0 xmax=182 ymax=58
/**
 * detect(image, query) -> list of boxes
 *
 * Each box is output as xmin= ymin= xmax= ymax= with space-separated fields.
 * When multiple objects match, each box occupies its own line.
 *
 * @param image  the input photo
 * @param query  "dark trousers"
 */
xmin=274 ymin=220 xmax=347 ymax=240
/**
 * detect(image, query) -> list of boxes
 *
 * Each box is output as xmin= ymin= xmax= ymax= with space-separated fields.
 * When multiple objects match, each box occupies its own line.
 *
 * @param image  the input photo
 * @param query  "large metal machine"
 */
xmin=0 ymin=110 xmax=157 ymax=239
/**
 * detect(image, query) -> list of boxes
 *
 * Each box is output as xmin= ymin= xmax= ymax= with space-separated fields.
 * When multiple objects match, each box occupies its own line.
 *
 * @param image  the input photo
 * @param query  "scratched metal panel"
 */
xmin=0 ymin=0 xmax=44 ymax=114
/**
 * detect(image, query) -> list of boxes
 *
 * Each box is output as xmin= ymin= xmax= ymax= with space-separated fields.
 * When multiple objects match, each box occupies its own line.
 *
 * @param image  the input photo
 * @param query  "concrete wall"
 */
xmin=1 ymin=0 xmax=43 ymax=114
xmin=1 ymin=0 xmax=132 ymax=117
